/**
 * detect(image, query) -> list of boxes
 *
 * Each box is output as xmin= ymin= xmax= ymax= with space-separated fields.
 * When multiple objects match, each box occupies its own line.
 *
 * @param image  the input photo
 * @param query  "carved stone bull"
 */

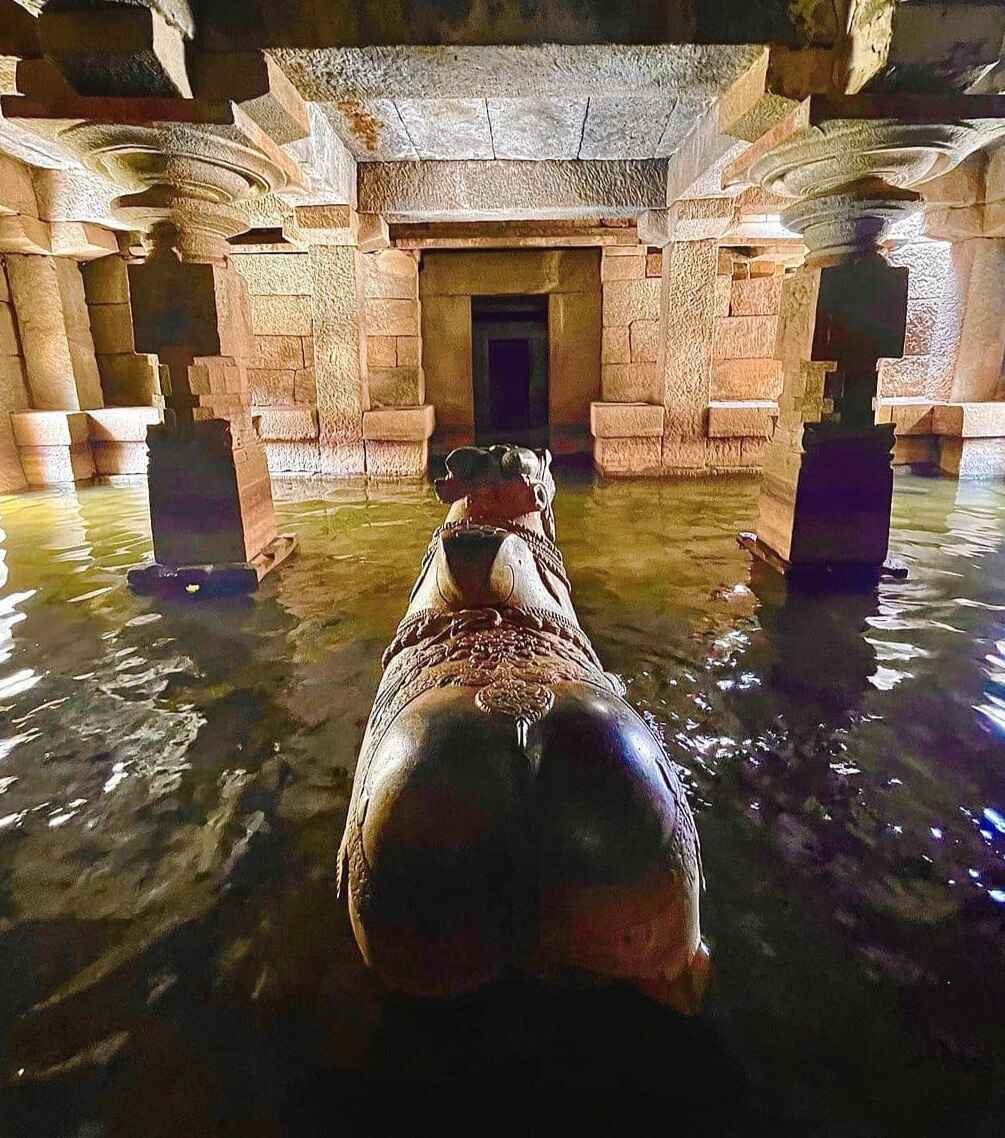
xmin=339 ymin=445 xmax=708 ymax=1011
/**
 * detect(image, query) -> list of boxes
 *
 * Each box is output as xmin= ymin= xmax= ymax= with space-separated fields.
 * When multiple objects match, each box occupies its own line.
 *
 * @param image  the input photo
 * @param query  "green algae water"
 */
xmin=1 ymin=470 xmax=1004 ymax=1137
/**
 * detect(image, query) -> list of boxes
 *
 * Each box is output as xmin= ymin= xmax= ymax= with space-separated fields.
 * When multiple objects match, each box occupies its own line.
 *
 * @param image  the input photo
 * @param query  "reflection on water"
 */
xmin=0 ymin=470 xmax=1004 ymax=1136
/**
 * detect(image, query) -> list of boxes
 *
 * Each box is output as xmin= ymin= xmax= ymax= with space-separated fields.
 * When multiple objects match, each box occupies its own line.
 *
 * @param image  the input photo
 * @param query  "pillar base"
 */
xmin=128 ymin=533 xmax=297 ymax=597
xmin=738 ymin=531 xmax=907 ymax=586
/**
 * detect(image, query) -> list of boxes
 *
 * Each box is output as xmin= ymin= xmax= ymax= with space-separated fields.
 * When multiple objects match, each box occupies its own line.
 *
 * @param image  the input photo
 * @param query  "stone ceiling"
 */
xmin=276 ymin=44 xmax=764 ymax=162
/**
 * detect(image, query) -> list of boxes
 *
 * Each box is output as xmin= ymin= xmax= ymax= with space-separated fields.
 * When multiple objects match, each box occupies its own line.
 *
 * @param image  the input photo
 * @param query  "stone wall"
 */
xmin=600 ymin=246 xmax=661 ymax=403
xmin=81 ymin=255 xmax=161 ymax=407
xmin=0 ymin=258 xmax=31 ymax=491
xmin=420 ymin=247 xmax=601 ymax=455
xmin=232 ymin=249 xmax=320 ymax=475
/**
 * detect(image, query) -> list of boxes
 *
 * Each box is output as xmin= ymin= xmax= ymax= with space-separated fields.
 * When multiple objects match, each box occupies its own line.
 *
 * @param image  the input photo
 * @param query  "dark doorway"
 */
xmin=472 ymin=295 xmax=549 ymax=449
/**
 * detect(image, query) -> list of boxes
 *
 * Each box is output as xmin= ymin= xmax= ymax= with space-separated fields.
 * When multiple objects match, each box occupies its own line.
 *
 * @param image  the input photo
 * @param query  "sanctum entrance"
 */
xmin=472 ymin=295 xmax=549 ymax=449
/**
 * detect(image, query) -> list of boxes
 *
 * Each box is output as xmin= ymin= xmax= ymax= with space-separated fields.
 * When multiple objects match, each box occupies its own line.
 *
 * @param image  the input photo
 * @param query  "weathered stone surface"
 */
xmin=95 ymin=352 xmax=160 ymax=406
xmin=90 ymin=440 xmax=147 ymax=475
xmin=891 ymin=437 xmax=935 ymax=466
xmin=487 ymin=97 xmax=587 ymax=160
xmin=367 ymin=334 xmax=397 ymax=368
xmin=646 ymin=252 xmax=662 ymax=277
xmin=11 ymin=409 xmax=86 ymax=447
xmin=369 ymin=365 xmax=424 ymax=407
xmin=364 ymin=249 xmax=418 ymax=299
xmin=264 ymin=440 xmax=321 ymax=474
xmin=364 ymin=439 xmax=428 ymax=479
xmin=249 ymin=368 xmax=296 ymax=406
xmin=278 ymin=44 xmax=763 ymax=103
xmin=309 ymin=245 xmax=367 ymax=474
xmin=81 ymin=255 xmax=130 ymax=305
xmin=714 ymin=275 xmax=732 ymax=317
xmin=421 ymin=293 xmax=473 ymax=433
xmin=660 ymin=238 xmax=717 ymax=444
xmin=0 ymin=152 xmax=38 ymax=218
xmin=710 ymin=357 xmax=784 ymax=400
xmin=366 ymin=297 xmax=419 ymax=337
xmin=38 ymin=6 xmax=193 ymax=98
xmin=602 ymin=278 xmax=660 ymax=327
xmin=939 ymin=436 xmax=1005 ymax=480
xmin=358 ymin=160 xmax=667 ymax=221
xmin=729 ymin=275 xmax=782 ymax=316
xmin=254 ymin=406 xmax=319 ymax=441
xmin=932 ymin=402 xmax=1005 ymax=439
xmin=601 ymin=250 xmax=646 ymax=281
xmin=601 ymin=362 xmax=658 ymax=403
xmin=548 ymin=290 xmax=601 ymax=434
xmin=254 ymin=334 xmax=307 ymax=370
xmin=49 ymin=222 xmax=117 ymax=261
xmin=193 ymin=50 xmax=310 ymax=146
xmin=398 ymin=98 xmax=493 ymax=160
xmin=362 ymin=405 xmax=435 ymax=441
xmin=602 ymin=326 xmax=631 ymax=364
xmin=875 ymin=398 xmax=935 ymax=436
xmin=0 ymin=300 xmax=19 ymax=355
xmin=661 ymin=437 xmax=707 ymax=471
xmin=396 ymin=336 xmax=420 ymax=367
xmin=713 ymin=314 xmax=778 ymax=360
xmin=233 ymin=252 xmax=312 ymax=296
xmin=877 ymin=354 xmax=933 ymax=399
xmin=88 ymin=302 xmax=134 ymax=354
xmin=629 ymin=320 xmax=659 ymax=363
xmin=320 ymin=98 xmax=417 ymax=162
xmin=18 ymin=441 xmax=94 ymax=485
xmin=593 ymin=435 xmax=661 ymax=476
xmin=87 ymin=406 xmax=161 ymax=442
xmin=294 ymin=367 xmax=316 ymax=403
xmin=6 ymin=254 xmax=79 ymax=409
xmin=250 ymin=294 xmax=313 ymax=336
xmin=590 ymin=401 xmax=663 ymax=439
xmin=707 ymin=400 xmax=777 ymax=438
xmin=903 ymin=298 xmax=939 ymax=357
xmin=420 ymin=248 xmax=599 ymax=297
xmin=580 ymin=96 xmax=676 ymax=160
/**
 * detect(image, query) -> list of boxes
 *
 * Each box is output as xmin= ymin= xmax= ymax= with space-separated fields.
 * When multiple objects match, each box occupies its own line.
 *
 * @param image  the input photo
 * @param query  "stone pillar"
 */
xmin=121 ymin=214 xmax=290 ymax=585
xmin=0 ymin=259 xmax=30 ymax=492
xmin=298 ymin=206 xmax=368 ymax=476
xmin=659 ymin=236 xmax=719 ymax=473
xmin=5 ymin=253 xmax=103 ymax=410
xmin=748 ymin=192 xmax=914 ymax=575
xmin=308 ymin=243 xmax=368 ymax=476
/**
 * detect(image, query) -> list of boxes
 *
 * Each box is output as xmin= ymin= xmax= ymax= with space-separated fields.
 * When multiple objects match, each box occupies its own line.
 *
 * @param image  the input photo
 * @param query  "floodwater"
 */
xmin=0 ymin=468 xmax=1003 ymax=1137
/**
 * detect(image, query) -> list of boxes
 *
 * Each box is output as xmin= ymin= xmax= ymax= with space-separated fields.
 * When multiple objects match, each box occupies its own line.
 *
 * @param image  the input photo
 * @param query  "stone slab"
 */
xmin=362 ymin=405 xmax=435 ymax=442
xmin=87 ymin=406 xmax=161 ymax=442
xmin=11 ymin=409 xmax=90 ymax=446
xmin=932 ymin=401 xmax=1005 ymax=439
xmin=366 ymin=296 xmax=419 ymax=337
xmin=710 ymin=357 xmax=784 ymax=400
xmin=250 ymin=294 xmax=313 ymax=336
xmin=713 ymin=314 xmax=778 ymax=360
xmin=593 ymin=436 xmax=661 ymax=476
xmin=18 ymin=441 xmax=94 ymax=485
xmin=92 ymin=440 xmax=149 ymax=475
xmin=365 ymin=439 xmax=429 ymax=479
xmin=369 ymin=365 xmax=424 ymax=407
xmin=253 ymin=406 xmax=319 ymax=441
xmin=707 ymin=400 xmax=778 ymax=438
xmin=602 ymin=278 xmax=660 ymax=327
xmin=590 ymin=401 xmax=664 ymax=439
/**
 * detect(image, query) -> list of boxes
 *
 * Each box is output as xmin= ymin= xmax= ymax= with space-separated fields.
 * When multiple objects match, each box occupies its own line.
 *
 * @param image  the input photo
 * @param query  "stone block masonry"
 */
xmin=0 ymin=259 xmax=31 ymax=490
xmin=233 ymin=250 xmax=321 ymax=474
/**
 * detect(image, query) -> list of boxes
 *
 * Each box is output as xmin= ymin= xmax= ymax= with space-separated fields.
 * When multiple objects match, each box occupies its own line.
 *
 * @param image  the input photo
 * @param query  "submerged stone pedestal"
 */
xmin=743 ymin=422 xmax=897 ymax=579
xmin=129 ymin=420 xmax=295 ymax=596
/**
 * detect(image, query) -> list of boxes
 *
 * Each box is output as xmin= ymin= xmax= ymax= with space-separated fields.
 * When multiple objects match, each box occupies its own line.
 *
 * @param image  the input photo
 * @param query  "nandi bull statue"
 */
xmin=339 ymin=445 xmax=708 ymax=1011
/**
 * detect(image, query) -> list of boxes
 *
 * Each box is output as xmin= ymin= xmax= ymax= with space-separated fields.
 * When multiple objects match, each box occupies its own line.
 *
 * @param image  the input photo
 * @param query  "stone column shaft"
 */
xmin=6 ymin=253 xmax=103 ymax=410
xmin=659 ymin=237 xmax=719 ymax=471
xmin=308 ymin=244 xmax=368 ymax=476
xmin=937 ymin=237 xmax=1005 ymax=402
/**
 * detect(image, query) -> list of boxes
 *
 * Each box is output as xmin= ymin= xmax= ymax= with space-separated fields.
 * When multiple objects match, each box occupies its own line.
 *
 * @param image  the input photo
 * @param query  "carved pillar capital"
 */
xmin=729 ymin=99 xmax=1005 ymax=265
